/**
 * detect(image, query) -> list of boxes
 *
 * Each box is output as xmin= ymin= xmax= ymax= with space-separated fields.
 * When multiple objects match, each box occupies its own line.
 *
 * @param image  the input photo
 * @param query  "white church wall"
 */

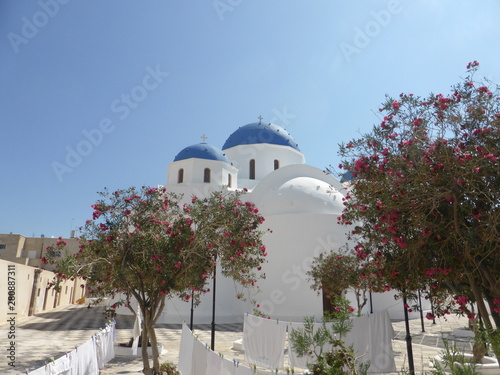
xmin=252 ymin=212 xmax=348 ymax=321
xmin=167 ymin=158 xmax=236 ymax=186
xmin=224 ymin=143 xmax=305 ymax=187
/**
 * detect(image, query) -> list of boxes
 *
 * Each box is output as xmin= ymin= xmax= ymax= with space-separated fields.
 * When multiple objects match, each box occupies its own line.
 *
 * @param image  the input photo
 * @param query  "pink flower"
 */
xmin=392 ymin=100 xmax=401 ymax=111
xmin=413 ymin=118 xmax=423 ymax=127
xmin=174 ymin=262 xmax=182 ymax=268
xmin=466 ymin=61 xmax=479 ymax=69
xmin=223 ymin=232 xmax=230 ymax=237
xmin=349 ymin=306 xmax=355 ymax=313
xmin=426 ymin=312 xmax=435 ymax=320
xmin=456 ymin=295 xmax=468 ymax=306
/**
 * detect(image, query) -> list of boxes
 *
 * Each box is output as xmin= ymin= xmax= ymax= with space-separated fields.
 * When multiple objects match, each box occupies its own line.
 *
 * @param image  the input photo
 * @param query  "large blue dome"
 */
xmin=222 ymin=122 xmax=300 ymax=151
xmin=174 ymin=143 xmax=230 ymax=164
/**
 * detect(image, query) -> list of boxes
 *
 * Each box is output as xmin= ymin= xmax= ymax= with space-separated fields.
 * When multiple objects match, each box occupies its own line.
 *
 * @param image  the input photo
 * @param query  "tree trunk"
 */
xmin=467 ymin=274 xmax=500 ymax=362
xmin=141 ymin=325 xmax=152 ymax=375
xmin=148 ymin=323 xmax=161 ymax=373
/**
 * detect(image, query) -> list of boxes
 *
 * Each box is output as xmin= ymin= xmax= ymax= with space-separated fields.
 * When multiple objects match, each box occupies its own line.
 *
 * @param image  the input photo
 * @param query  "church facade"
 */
xmin=157 ymin=120 xmax=425 ymax=324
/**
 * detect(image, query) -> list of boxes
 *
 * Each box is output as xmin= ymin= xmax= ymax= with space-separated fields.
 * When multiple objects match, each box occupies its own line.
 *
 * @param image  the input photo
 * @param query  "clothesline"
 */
xmin=242 ymin=311 xmax=397 ymax=373
xmin=178 ymin=323 xmax=301 ymax=375
xmin=26 ymin=321 xmax=116 ymax=375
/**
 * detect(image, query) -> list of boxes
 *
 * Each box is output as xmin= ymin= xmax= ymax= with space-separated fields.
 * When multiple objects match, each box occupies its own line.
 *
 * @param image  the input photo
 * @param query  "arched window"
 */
xmin=249 ymin=159 xmax=256 ymax=180
xmin=228 ymin=174 xmax=232 ymax=187
xmin=204 ymin=168 xmax=211 ymax=183
xmin=274 ymin=159 xmax=280 ymax=170
xmin=178 ymin=168 xmax=184 ymax=183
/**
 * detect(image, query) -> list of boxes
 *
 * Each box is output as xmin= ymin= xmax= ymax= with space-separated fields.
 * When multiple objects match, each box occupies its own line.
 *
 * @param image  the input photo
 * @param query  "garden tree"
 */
xmin=307 ymin=249 xmax=387 ymax=316
xmin=334 ymin=62 xmax=500 ymax=360
xmin=44 ymin=186 xmax=268 ymax=375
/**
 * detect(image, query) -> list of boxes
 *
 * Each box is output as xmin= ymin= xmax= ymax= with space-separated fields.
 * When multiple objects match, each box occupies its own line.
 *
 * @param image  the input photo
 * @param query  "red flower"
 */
xmin=426 ymin=312 xmax=435 ymax=320
xmin=392 ymin=100 xmax=401 ymax=111
xmin=456 ymin=295 xmax=468 ymax=306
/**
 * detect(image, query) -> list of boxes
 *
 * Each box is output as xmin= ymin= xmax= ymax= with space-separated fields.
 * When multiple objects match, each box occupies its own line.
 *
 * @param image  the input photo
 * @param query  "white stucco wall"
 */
xmin=0 ymin=259 xmax=85 ymax=321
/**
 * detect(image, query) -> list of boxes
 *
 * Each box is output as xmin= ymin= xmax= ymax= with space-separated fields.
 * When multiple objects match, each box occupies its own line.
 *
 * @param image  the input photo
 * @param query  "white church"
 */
xmin=155 ymin=119 xmax=424 ymax=324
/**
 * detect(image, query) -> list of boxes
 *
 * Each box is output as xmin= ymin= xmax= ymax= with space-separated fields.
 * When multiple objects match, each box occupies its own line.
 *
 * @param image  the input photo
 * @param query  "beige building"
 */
xmin=0 ymin=234 xmax=86 ymax=321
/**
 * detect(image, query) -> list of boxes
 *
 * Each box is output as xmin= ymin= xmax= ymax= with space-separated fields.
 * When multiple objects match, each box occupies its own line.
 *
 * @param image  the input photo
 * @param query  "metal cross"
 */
xmin=258 ymin=115 xmax=263 ymax=124
xmin=200 ymin=134 xmax=208 ymax=142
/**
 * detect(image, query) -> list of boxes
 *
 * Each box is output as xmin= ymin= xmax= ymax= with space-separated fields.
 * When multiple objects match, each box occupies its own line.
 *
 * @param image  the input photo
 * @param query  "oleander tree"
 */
xmin=334 ymin=62 xmax=500 ymax=360
xmin=307 ymin=249 xmax=387 ymax=316
xmin=44 ymin=186 xmax=268 ymax=375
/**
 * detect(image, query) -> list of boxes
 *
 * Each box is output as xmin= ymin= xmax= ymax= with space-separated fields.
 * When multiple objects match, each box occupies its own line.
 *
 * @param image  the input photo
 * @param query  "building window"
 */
xmin=177 ymin=168 xmax=184 ymax=183
xmin=228 ymin=174 xmax=232 ymax=188
xmin=249 ymin=159 xmax=256 ymax=180
xmin=204 ymin=168 xmax=211 ymax=183
xmin=0 ymin=244 xmax=6 ymax=249
xmin=274 ymin=159 xmax=280 ymax=170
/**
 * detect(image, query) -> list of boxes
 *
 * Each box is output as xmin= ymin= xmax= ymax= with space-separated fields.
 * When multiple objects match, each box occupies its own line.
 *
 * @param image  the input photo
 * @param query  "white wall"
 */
xmin=0 ymin=259 xmax=85 ymax=321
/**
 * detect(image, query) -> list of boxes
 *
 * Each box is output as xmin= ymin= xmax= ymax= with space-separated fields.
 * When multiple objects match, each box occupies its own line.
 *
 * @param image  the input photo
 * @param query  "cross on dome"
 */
xmin=258 ymin=115 xmax=263 ymax=124
xmin=200 ymin=134 xmax=208 ymax=142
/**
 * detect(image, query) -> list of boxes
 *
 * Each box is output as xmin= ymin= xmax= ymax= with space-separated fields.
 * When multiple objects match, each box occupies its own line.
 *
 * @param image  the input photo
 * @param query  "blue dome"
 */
xmin=174 ymin=143 xmax=231 ymax=164
xmin=222 ymin=122 xmax=300 ymax=151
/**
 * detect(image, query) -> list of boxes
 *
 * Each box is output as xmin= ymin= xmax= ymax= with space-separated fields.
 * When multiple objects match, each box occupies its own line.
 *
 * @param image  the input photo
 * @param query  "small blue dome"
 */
xmin=222 ymin=122 xmax=300 ymax=151
xmin=174 ymin=143 xmax=230 ymax=164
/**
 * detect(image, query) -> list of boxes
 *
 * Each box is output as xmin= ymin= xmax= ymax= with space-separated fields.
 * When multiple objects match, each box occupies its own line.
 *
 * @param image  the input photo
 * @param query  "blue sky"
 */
xmin=1 ymin=0 xmax=499 ymax=238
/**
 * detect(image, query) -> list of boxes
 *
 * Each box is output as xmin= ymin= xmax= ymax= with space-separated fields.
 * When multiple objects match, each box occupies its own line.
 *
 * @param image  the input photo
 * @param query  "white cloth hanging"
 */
xmin=206 ymin=349 xmax=222 ymax=375
xmin=243 ymin=314 xmax=286 ymax=369
xmin=190 ymin=338 xmax=208 ymax=375
xmin=76 ymin=338 xmax=99 ymax=375
xmin=27 ymin=365 xmax=47 ymax=375
xmin=220 ymin=357 xmax=236 ymax=375
xmin=67 ymin=348 xmax=79 ymax=375
xmin=46 ymin=355 xmax=71 ymax=375
xmin=287 ymin=311 xmax=395 ymax=373
xmin=367 ymin=310 xmax=396 ymax=373
xmin=178 ymin=323 xmax=195 ymax=375
xmin=344 ymin=314 xmax=370 ymax=367
xmin=95 ymin=323 xmax=116 ymax=369
xmin=132 ymin=307 xmax=142 ymax=355
xmin=234 ymin=364 xmax=254 ymax=375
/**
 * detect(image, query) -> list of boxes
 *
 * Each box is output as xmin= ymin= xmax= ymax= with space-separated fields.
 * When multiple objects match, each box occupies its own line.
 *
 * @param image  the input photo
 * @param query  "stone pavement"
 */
xmin=0 ymin=303 xmax=485 ymax=374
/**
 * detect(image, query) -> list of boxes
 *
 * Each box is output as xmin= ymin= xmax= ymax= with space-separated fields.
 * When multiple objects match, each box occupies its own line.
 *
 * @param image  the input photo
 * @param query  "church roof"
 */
xmin=222 ymin=122 xmax=300 ymax=151
xmin=173 ymin=143 xmax=231 ymax=164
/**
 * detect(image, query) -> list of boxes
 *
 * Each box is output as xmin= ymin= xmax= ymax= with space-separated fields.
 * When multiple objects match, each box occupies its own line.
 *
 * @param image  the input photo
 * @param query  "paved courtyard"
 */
xmin=0 ymin=303 xmax=486 ymax=374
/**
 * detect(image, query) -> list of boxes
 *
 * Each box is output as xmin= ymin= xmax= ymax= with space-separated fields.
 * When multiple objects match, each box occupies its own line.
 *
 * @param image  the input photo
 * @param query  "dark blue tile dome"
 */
xmin=173 ymin=143 xmax=230 ymax=164
xmin=222 ymin=122 xmax=300 ymax=151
